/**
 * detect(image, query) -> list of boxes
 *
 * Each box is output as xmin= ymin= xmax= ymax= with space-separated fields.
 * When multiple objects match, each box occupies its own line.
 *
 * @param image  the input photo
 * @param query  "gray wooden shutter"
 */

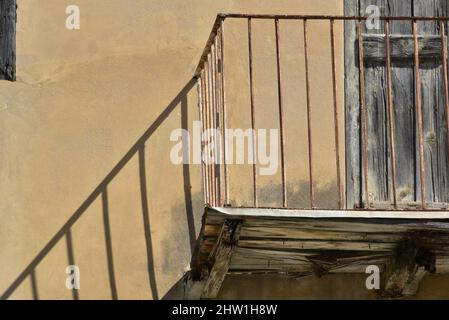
xmin=0 ymin=0 xmax=16 ymax=81
xmin=345 ymin=0 xmax=449 ymax=209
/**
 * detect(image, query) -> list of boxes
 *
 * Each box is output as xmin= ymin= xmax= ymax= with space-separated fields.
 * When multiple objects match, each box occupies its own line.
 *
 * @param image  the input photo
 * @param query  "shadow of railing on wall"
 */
xmin=0 ymin=78 xmax=197 ymax=300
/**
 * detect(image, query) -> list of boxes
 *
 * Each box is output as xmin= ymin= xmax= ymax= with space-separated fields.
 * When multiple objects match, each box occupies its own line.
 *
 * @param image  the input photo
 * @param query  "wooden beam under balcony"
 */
xmin=199 ymin=219 xmax=242 ymax=299
xmin=383 ymin=238 xmax=435 ymax=298
xmin=189 ymin=206 xmax=449 ymax=298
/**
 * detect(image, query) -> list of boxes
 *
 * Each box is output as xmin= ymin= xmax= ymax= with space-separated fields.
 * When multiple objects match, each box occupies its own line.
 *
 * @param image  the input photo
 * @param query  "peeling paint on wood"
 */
xmin=346 ymin=0 xmax=449 ymax=208
xmin=188 ymin=207 xmax=449 ymax=298
xmin=363 ymin=34 xmax=445 ymax=60
xmin=201 ymin=219 xmax=242 ymax=299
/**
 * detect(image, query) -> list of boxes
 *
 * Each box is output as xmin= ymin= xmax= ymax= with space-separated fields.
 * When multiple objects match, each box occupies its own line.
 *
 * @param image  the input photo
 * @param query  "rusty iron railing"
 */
xmin=195 ymin=14 xmax=449 ymax=210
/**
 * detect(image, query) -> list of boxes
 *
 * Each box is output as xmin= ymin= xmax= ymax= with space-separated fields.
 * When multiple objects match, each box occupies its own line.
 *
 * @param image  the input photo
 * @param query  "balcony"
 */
xmin=188 ymin=14 xmax=449 ymax=299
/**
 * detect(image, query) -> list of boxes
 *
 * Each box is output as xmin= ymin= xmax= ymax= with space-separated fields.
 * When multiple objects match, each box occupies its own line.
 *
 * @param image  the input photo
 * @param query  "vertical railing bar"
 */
xmin=215 ymin=37 xmax=221 ymax=207
xmin=205 ymin=58 xmax=213 ymax=205
xmin=215 ymin=32 xmax=224 ymax=206
xmin=248 ymin=18 xmax=258 ymax=208
xmin=413 ymin=20 xmax=427 ymax=209
xmin=210 ymin=44 xmax=215 ymax=207
xmin=220 ymin=19 xmax=229 ymax=206
xmin=440 ymin=21 xmax=449 ymax=197
xmin=207 ymin=47 xmax=215 ymax=206
xmin=357 ymin=21 xmax=370 ymax=209
xmin=214 ymin=40 xmax=219 ymax=207
xmin=214 ymin=36 xmax=221 ymax=207
xmin=203 ymin=62 xmax=211 ymax=205
xmin=217 ymin=26 xmax=225 ymax=207
xmin=330 ymin=19 xmax=343 ymax=209
xmin=214 ymin=39 xmax=221 ymax=207
xmin=207 ymin=53 xmax=216 ymax=206
xmin=211 ymin=43 xmax=218 ymax=206
xmin=385 ymin=19 xmax=398 ymax=209
xmin=275 ymin=18 xmax=287 ymax=208
xmin=204 ymin=59 xmax=210 ymax=205
xmin=303 ymin=19 xmax=315 ymax=209
xmin=198 ymin=74 xmax=208 ymax=205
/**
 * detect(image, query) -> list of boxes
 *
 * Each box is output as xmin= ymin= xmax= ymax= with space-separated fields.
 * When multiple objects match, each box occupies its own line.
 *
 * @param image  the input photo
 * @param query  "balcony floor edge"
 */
xmin=187 ymin=206 xmax=449 ymax=299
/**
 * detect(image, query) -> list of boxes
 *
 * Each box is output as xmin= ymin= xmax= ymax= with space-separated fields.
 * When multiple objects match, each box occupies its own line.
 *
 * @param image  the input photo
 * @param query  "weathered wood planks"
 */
xmin=238 ymin=238 xmax=397 ymax=252
xmin=345 ymin=0 xmax=361 ymax=209
xmin=383 ymin=238 xmax=435 ymax=297
xmin=346 ymin=0 xmax=449 ymax=209
xmin=201 ymin=219 xmax=242 ymax=299
xmin=189 ymin=207 xmax=449 ymax=298
xmin=363 ymin=34 xmax=445 ymax=61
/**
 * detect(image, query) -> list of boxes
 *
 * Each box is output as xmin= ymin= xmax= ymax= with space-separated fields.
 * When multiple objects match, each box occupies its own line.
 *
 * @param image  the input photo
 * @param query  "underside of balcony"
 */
xmin=188 ymin=206 xmax=449 ymax=299
xmin=188 ymin=12 xmax=449 ymax=300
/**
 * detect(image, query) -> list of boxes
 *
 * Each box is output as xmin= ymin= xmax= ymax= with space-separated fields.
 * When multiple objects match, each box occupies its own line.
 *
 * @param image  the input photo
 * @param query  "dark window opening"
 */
xmin=0 ymin=0 xmax=16 ymax=81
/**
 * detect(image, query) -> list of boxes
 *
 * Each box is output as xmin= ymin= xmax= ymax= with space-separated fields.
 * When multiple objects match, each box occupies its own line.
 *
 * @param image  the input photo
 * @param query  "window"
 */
xmin=0 ymin=0 xmax=16 ymax=81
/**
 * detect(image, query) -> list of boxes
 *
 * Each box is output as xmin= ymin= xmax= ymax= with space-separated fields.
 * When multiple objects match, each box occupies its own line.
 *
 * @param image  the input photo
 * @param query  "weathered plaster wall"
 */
xmin=1 ymin=0 xmax=448 ymax=300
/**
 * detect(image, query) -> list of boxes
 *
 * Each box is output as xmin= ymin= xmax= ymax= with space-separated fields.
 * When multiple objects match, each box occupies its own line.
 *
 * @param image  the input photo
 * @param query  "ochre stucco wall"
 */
xmin=1 ymin=0 xmax=449 ymax=300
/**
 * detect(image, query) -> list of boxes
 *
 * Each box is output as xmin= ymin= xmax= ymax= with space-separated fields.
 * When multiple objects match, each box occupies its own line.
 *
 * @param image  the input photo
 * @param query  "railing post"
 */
xmin=413 ymin=19 xmax=427 ymax=210
xmin=385 ymin=19 xmax=398 ymax=209
xmin=357 ymin=21 xmax=370 ymax=209
xmin=211 ymin=42 xmax=218 ymax=206
xmin=329 ymin=19 xmax=344 ymax=210
xmin=200 ymin=72 xmax=210 ymax=204
xmin=440 ymin=21 xmax=449 ymax=202
xmin=247 ymin=17 xmax=258 ymax=208
xmin=198 ymin=73 xmax=208 ymax=204
xmin=275 ymin=18 xmax=287 ymax=208
xmin=220 ymin=18 xmax=229 ymax=206
xmin=303 ymin=19 xmax=315 ymax=209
